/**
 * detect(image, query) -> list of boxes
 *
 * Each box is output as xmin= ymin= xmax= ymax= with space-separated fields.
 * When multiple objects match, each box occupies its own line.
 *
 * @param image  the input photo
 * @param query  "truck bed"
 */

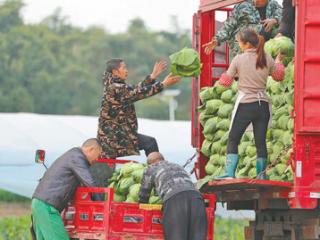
xmin=200 ymin=179 xmax=292 ymax=210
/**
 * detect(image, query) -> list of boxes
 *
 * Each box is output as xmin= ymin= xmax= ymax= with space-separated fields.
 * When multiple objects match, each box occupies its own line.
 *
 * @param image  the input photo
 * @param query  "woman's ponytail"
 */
xmin=256 ymin=35 xmax=267 ymax=69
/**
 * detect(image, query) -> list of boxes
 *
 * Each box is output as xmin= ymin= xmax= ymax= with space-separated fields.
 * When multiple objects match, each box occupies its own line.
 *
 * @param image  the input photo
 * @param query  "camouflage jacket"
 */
xmin=97 ymin=74 xmax=163 ymax=158
xmin=138 ymin=161 xmax=198 ymax=203
xmin=215 ymin=0 xmax=282 ymax=57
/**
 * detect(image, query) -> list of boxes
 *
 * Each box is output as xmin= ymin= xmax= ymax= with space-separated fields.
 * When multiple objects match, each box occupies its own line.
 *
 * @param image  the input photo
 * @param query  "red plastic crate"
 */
xmin=62 ymin=187 xmax=216 ymax=240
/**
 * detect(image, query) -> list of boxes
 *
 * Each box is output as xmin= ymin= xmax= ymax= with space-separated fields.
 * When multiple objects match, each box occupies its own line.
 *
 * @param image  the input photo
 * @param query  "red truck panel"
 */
xmin=290 ymin=0 xmax=320 ymax=209
xmin=192 ymin=7 xmax=232 ymax=179
xmin=62 ymin=187 xmax=216 ymax=240
xmin=192 ymin=10 xmax=215 ymax=179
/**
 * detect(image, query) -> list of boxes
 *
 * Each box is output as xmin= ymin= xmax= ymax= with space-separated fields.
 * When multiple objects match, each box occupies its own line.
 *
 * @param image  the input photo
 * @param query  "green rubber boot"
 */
xmin=216 ymin=154 xmax=239 ymax=179
xmin=256 ymin=157 xmax=267 ymax=180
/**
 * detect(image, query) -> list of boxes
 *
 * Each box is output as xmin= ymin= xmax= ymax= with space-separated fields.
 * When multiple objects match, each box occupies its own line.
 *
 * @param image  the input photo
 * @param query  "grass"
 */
xmin=0 ymin=189 xmax=30 ymax=203
xmin=0 ymin=215 xmax=31 ymax=240
xmin=214 ymin=216 xmax=249 ymax=240
xmin=0 ymin=214 xmax=248 ymax=240
xmin=0 ymin=189 xmax=249 ymax=239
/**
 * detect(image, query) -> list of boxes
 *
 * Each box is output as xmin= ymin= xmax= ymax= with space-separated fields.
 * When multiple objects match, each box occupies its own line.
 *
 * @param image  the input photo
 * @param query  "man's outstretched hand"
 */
xmin=261 ymin=19 xmax=277 ymax=33
xmin=202 ymin=38 xmax=218 ymax=55
xmin=162 ymin=74 xmax=181 ymax=87
xmin=150 ymin=60 xmax=168 ymax=80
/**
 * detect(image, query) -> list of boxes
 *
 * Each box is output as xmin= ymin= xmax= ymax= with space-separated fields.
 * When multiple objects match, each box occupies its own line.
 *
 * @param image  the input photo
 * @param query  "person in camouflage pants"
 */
xmin=97 ymin=59 xmax=181 ymax=159
xmin=203 ymin=0 xmax=282 ymax=57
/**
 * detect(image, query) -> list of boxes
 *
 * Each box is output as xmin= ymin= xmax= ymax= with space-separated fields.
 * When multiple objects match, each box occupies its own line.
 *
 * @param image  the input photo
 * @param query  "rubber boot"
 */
xmin=256 ymin=157 xmax=267 ymax=180
xmin=216 ymin=154 xmax=239 ymax=179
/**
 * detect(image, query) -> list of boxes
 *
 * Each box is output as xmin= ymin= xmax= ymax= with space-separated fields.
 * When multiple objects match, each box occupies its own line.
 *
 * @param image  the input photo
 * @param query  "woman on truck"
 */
xmin=216 ymin=28 xmax=285 ymax=180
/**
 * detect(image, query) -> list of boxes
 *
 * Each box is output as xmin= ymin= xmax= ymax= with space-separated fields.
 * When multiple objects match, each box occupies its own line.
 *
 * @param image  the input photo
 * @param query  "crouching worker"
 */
xmin=31 ymin=138 xmax=102 ymax=240
xmin=216 ymin=29 xmax=285 ymax=180
xmin=138 ymin=152 xmax=207 ymax=240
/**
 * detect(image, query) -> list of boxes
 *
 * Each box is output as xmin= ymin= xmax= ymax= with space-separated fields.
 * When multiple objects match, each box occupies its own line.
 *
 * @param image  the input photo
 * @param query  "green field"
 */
xmin=0 ymin=190 xmax=248 ymax=239
xmin=0 ymin=216 xmax=31 ymax=240
xmin=0 ymin=190 xmax=30 ymax=203
xmin=0 ymin=215 xmax=248 ymax=240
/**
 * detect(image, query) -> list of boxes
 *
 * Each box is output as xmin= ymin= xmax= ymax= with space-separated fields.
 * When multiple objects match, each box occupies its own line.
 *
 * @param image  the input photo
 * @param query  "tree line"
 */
xmin=0 ymin=0 xmax=193 ymax=120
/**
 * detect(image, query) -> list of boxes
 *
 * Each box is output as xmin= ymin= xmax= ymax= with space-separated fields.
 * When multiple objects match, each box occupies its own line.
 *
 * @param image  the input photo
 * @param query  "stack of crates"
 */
xmin=62 ymin=187 xmax=216 ymax=240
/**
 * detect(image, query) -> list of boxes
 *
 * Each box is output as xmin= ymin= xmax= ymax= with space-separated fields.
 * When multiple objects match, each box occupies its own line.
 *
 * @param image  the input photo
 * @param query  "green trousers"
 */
xmin=31 ymin=198 xmax=69 ymax=240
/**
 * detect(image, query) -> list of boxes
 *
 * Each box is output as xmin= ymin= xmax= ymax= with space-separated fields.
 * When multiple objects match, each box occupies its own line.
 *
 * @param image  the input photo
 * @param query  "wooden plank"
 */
xmin=207 ymin=178 xmax=292 ymax=191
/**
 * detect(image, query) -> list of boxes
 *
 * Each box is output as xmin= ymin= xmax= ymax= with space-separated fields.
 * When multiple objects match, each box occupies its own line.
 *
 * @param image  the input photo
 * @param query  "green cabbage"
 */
xmin=205 ymin=162 xmax=216 ymax=175
xmin=169 ymin=48 xmax=202 ymax=77
xmin=217 ymin=104 xmax=233 ymax=118
xmin=221 ymin=90 xmax=233 ymax=103
xmin=120 ymin=162 xmax=144 ymax=177
xmin=214 ymin=84 xmax=227 ymax=95
xmin=114 ymin=193 xmax=126 ymax=202
xmin=210 ymin=142 xmax=221 ymax=155
xmin=205 ymin=99 xmax=223 ymax=114
xmin=149 ymin=196 xmax=162 ymax=204
xmin=117 ymin=177 xmax=135 ymax=194
xmin=278 ymin=115 xmax=290 ymax=130
xmin=203 ymin=118 xmax=218 ymax=135
xmin=128 ymin=183 xmax=141 ymax=202
xmin=209 ymin=154 xmax=220 ymax=165
xmin=264 ymin=36 xmax=294 ymax=65
xmin=275 ymin=163 xmax=287 ymax=175
xmin=132 ymin=168 xmax=145 ymax=183
xmin=216 ymin=119 xmax=231 ymax=131
xmin=245 ymin=145 xmax=257 ymax=158
xmin=125 ymin=196 xmax=136 ymax=203
xmin=200 ymin=87 xmax=216 ymax=103
xmin=199 ymin=112 xmax=212 ymax=126
xmin=213 ymin=130 xmax=226 ymax=142
xmin=201 ymin=139 xmax=212 ymax=157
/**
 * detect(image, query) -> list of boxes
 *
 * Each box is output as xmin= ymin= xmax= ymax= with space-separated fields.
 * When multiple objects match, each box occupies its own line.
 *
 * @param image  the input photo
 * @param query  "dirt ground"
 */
xmin=0 ymin=202 xmax=31 ymax=217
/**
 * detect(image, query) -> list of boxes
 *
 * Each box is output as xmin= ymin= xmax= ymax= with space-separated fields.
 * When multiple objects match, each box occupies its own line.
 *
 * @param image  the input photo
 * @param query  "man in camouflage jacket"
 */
xmin=97 ymin=59 xmax=180 ymax=159
xmin=203 ymin=0 xmax=282 ymax=57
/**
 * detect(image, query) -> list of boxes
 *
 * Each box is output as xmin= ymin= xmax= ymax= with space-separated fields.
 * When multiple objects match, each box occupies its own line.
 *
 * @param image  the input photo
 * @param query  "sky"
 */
xmin=21 ymin=0 xmax=199 ymax=33
xmin=20 ymin=0 xmax=283 ymax=33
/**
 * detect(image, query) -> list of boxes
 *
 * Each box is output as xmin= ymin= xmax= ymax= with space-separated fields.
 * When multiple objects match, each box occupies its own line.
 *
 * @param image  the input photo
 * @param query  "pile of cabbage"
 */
xmin=169 ymin=48 xmax=202 ymax=77
xmin=107 ymin=162 xmax=162 ymax=204
xmin=264 ymin=36 xmax=294 ymax=66
xmin=199 ymin=62 xmax=294 ymax=182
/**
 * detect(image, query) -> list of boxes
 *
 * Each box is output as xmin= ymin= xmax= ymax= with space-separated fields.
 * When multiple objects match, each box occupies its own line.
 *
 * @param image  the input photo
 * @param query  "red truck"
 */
xmin=191 ymin=0 xmax=320 ymax=239
xmin=57 ymin=0 xmax=320 ymax=239
xmin=59 ymin=159 xmax=216 ymax=240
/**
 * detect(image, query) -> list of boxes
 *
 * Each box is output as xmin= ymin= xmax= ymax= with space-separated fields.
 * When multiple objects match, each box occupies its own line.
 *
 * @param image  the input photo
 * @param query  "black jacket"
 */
xmin=278 ymin=0 xmax=295 ymax=40
xmin=32 ymin=148 xmax=96 ymax=212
